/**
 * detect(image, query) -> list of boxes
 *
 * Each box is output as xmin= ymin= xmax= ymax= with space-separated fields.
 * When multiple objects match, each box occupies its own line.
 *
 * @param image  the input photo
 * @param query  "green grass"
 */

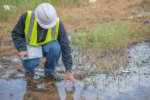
xmin=0 ymin=0 xmax=81 ymax=7
xmin=0 ymin=0 xmax=81 ymax=21
xmin=71 ymin=22 xmax=139 ymax=52
xmin=71 ymin=22 xmax=143 ymax=73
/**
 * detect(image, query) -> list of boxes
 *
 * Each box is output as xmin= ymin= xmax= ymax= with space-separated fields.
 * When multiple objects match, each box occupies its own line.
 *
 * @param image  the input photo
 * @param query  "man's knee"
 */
xmin=50 ymin=41 xmax=61 ymax=52
xmin=44 ymin=41 xmax=61 ymax=56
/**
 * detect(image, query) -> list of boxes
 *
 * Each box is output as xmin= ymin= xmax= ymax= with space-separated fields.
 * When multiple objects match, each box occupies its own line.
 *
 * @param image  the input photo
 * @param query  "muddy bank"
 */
xmin=0 ymin=42 xmax=150 ymax=100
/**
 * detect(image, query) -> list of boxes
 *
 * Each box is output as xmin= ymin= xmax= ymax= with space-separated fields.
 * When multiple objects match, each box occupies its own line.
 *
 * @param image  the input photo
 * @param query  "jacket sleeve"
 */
xmin=11 ymin=12 xmax=27 ymax=52
xmin=58 ymin=21 xmax=73 ymax=72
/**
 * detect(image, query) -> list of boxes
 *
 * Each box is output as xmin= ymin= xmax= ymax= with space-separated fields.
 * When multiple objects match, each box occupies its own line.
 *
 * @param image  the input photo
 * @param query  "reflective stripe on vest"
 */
xmin=24 ymin=11 xmax=59 ymax=46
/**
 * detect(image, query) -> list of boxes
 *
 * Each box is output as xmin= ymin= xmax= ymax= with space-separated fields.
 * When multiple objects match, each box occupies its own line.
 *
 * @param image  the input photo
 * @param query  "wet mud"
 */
xmin=0 ymin=42 xmax=150 ymax=100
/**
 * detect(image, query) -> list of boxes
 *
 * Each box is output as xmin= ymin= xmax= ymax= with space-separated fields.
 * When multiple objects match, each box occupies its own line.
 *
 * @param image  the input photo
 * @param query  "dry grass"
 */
xmin=0 ymin=23 xmax=17 ymax=57
xmin=59 ymin=0 xmax=144 ymax=32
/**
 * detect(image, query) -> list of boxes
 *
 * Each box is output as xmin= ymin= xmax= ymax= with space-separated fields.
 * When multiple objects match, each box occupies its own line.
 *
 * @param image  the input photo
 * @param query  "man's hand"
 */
xmin=18 ymin=51 xmax=28 ymax=60
xmin=64 ymin=72 xmax=75 ymax=87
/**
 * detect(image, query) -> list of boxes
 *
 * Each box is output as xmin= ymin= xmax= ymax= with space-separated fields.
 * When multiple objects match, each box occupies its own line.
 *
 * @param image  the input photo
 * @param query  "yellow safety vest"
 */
xmin=24 ymin=11 xmax=59 ymax=46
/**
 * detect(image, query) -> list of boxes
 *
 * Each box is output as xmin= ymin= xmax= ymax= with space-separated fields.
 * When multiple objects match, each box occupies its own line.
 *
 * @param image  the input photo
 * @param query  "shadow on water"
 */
xmin=0 ymin=42 xmax=150 ymax=100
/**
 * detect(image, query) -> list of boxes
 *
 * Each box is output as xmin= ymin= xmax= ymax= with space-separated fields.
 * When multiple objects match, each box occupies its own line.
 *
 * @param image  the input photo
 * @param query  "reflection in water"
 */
xmin=24 ymin=80 xmax=60 ymax=100
xmin=0 ymin=79 xmax=26 ymax=100
xmin=1 ymin=77 xmax=150 ymax=100
xmin=0 ymin=77 xmax=150 ymax=100
xmin=65 ymin=86 xmax=75 ymax=100
xmin=24 ymin=79 xmax=76 ymax=100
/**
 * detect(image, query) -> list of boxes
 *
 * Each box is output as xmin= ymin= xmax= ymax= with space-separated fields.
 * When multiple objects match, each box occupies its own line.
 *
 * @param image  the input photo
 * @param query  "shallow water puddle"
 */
xmin=0 ymin=79 xmax=26 ymax=100
xmin=0 ymin=42 xmax=150 ymax=100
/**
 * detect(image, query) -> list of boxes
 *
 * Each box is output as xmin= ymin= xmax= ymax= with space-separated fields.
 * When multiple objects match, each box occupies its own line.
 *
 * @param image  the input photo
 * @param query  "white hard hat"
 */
xmin=35 ymin=3 xmax=57 ymax=29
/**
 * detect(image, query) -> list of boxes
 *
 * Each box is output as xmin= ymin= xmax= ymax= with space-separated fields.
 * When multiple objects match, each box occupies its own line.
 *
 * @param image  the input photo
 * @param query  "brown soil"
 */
xmin=59 ymin=0 xmax=148 ymax=32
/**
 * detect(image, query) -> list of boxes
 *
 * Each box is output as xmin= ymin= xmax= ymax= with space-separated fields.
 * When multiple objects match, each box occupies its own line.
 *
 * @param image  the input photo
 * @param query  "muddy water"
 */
xmin=0 ymin=42 xmax=150 ymax=100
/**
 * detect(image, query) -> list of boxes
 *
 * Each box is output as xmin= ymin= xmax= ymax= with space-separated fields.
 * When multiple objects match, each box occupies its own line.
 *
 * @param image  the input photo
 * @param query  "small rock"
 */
xmin=0 ymin=64 xmax=2 ymax=68
xmin=36 ymin=68 xmax=44 ymax=72
xmin=128 ymin=56 xmax=131 ymax=58
xmin=89 ymin=0 xmax=96 ymax=3
xmin=16 ymin=69 xmax=24 ymax=73
xmin=119 ymin=70 xmax=131 ymax=75
xmin=144 ymin=73 xmax=147 ymax=75
xmin=128 ymin=16 xmax=134 ymax=20
xmin=56 ymin=66 xmax=65 ymax=72
xmin=9 ymin=92 xmax=14 ymax=96
xmin=3 ymin=5 xmax=10 ymax=10
xmin=1 ymin=74 xmax=9 ymax=79
xmin=143 ymin=20 xmax=150 ymax=25
xmin=16 ymin=73 xmax=24 ymax=78
xmin=2 ymin=55 xmax=21 ymax=63
xmin=117 ymin=90 xmax=124 ymax=94
xmin=122 ymin=70 xmax=131 ymax=73
xmin=137 ymin=13 xmax=144 ymax=18
xmin=68 ymin=35 xmax=71 ymax=41
xmin=142 ymin=60 xmax=146 ymax=63
xmin=3 ymin=5 xmax=15 ymax=11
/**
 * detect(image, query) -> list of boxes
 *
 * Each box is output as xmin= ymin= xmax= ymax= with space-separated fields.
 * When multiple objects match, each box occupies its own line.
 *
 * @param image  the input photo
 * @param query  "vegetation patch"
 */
xmin=71 ymin=22 xmax=150 ymax=72
xmin=0 ymin=0 xmax=82 ymax=21
xmin=71 ymin=22 xmax=139 ymax=53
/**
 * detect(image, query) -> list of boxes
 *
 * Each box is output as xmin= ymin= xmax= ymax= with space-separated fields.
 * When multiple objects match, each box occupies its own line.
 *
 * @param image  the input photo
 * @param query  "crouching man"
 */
xmin=11 ymin=3 xmax=75 ymax=86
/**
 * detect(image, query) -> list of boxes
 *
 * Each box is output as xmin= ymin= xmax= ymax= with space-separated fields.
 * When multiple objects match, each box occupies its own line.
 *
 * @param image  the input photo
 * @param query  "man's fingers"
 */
xmin=64 ymin=77 xmax=68 ymax=84
xmin=72 ymin=78 xmax=76 ymax=87
xmin=26 ymin=54 xmax=29 ymax=58
xmin=18 ymin=51 xmax=28 ymax=60
xmin=64 ymin=73 xmax=75 ymax=87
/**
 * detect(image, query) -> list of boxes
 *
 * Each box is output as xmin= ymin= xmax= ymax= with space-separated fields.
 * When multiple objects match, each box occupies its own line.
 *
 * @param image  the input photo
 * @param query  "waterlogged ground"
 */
xmin=0 ymin=42 xmax=150 ymax=100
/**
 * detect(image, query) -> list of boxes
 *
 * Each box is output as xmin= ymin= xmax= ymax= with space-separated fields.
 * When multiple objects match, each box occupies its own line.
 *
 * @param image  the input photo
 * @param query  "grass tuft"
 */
xmin=71 ymin=22 xmax=139 ymax=52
